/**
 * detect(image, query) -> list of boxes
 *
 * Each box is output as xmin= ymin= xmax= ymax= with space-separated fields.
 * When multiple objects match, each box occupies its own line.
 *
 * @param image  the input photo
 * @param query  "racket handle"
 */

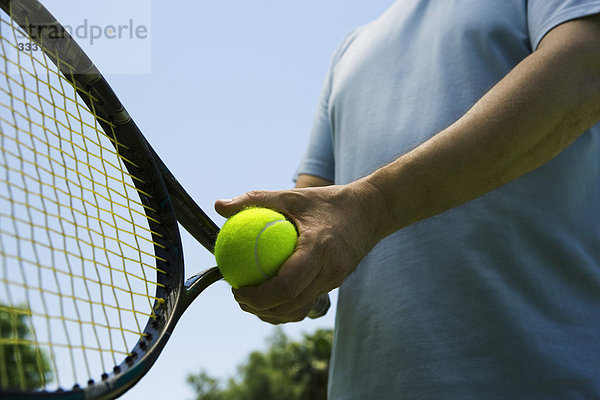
xmin=308 ymin=294 xmax=331 ymax=319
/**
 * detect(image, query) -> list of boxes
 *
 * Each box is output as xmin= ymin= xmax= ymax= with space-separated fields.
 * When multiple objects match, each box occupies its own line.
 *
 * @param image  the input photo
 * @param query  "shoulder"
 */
xmin=330 ymin=23 xmax=372 ymax=67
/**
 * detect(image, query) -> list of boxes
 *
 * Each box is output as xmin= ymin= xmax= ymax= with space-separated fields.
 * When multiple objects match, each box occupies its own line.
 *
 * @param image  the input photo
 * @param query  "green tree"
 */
xmin=188 ymin=328 xmax=333 ymax=400
xmin=0 ymin=304 xmax=53 ymax=390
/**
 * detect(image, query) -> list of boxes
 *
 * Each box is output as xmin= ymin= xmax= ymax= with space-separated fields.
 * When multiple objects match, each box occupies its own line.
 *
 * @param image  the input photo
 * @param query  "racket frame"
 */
xmin=0 ymin=0 xmax=218 ymax=397
xmin=0 ymin=1 xmax=329 ymax=398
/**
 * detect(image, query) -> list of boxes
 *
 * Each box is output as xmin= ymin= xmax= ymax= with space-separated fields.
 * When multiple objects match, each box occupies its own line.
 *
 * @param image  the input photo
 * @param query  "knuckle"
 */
xmin=278 ymin=190 xmax=304 ymax=207
xmin=287 ymin=314 xmax=306 ymax=323
xmin=260 ymin=316 xmax=282 ymax=325
xmin=268 ymin=306 xmax=307 ymax=324
xmin=238 ymin=303 xmax=253 ymax=313
xmin=242 ymin=190 xmax=265 ymax=203
xmin=318 ymin=232 xmax=338 ymax=253
xmin=316 ymin=233 xmax=353 ymax=289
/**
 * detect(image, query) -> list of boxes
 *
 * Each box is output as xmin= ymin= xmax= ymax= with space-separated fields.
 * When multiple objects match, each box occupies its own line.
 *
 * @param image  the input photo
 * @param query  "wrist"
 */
xmin=346 ymin=176 xmax=393 ymax=247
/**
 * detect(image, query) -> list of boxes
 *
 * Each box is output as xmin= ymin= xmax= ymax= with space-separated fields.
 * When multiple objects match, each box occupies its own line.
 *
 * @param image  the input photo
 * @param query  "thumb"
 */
xmin=214 ymin=190 xmax=280 ymax=218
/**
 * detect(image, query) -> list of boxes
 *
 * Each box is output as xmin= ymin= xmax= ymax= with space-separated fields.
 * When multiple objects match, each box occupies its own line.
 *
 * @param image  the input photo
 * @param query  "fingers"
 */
xmin=213 ymin=183 xmax=376 ymax=324
xmin=215 ymin=190 xmax=318 ymax=323
xmin=232 ymin=245 xmax=328 ymax=321
xmin=237 ymin=296 xmax=317 ymax=325
xmin=233 ymin=245 xmax=319 ymax=306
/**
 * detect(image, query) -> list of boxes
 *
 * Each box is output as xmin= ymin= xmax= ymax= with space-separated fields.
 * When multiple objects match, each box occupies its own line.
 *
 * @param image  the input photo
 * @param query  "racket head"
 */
xmin=0 ymin=0 xmax=213 ymax=397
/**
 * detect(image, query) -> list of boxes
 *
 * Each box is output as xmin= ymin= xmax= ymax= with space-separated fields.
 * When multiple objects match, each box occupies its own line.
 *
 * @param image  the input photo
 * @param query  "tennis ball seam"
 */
xmin=254 ymin=219 xmax=286 ymax=279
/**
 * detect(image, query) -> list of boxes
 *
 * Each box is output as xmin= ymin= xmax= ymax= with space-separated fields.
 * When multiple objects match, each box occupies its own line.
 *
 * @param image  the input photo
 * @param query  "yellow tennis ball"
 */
xmin=215 ymin=207 xmax=298 ymax=289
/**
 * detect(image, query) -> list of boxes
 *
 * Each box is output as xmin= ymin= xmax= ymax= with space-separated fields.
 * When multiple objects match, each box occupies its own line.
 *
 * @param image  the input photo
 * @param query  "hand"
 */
xmin=214 ymin=180 xmax=386 ymax=324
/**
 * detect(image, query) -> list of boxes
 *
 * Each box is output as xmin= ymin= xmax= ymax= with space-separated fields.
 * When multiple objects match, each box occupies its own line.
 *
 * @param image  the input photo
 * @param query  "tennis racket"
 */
xmin=0 ymin=0 xmax=331 ymax=398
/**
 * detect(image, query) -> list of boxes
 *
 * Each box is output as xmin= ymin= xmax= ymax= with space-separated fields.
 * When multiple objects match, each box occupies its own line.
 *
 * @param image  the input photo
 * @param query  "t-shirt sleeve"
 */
xmin=295 ymin=28 xmax=363 ymax=183
xmin=528 ymin=0 xmax=600 ymax=50
xmin=294 ymin=66 xmax=336 ymax=183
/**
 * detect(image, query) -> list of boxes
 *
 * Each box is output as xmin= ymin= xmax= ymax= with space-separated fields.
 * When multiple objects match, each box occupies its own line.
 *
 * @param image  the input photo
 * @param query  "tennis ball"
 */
xmin=215 ymin=207 xmax=298 ymax=289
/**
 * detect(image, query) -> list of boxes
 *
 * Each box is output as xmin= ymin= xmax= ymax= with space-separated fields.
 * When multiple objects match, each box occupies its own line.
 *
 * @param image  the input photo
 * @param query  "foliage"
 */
xmin=188 ymin=328 xmax=332 ymax=400
xmin=0 ymin=304 xmax=53 ymax=390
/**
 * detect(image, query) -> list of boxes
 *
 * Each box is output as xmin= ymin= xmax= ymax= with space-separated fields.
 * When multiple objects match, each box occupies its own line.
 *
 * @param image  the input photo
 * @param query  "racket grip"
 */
xmin=307 ymin=294 xmax=331 ymax=319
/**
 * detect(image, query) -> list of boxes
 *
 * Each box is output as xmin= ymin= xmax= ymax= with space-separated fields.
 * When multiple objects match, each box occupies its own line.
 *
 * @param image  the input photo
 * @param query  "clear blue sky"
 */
xmin=44 ymin=1 xmax=395 ymax=398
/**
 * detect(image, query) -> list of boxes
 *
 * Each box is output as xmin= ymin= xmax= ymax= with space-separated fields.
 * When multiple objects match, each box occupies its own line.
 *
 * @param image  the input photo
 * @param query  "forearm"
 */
xmin=215 ymin=16 xmax=600 ymax=324
xmin=296 ymin=174 xmax=333 ymax=188
xmin=363 ymin=17 xmax=600 ymax=239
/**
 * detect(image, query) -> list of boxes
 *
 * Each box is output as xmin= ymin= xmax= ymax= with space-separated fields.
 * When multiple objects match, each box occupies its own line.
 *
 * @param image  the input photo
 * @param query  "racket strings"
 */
xmin=0 ymin=13 xmax=166 ymax=392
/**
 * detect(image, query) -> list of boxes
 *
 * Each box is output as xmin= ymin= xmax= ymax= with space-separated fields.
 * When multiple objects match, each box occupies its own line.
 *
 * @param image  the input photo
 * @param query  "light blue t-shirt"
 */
xmin=297 ymin=1 xmax=600 ymax=399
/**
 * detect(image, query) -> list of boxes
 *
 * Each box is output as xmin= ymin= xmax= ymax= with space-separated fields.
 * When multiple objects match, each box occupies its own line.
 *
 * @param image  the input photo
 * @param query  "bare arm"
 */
xmin=216 ymin=14 xmax=600 ymax=324
xmin=365 ymin=14 xmax=600 ymax=239
xmin=295 ymin=174 xmax=333 ymax=188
